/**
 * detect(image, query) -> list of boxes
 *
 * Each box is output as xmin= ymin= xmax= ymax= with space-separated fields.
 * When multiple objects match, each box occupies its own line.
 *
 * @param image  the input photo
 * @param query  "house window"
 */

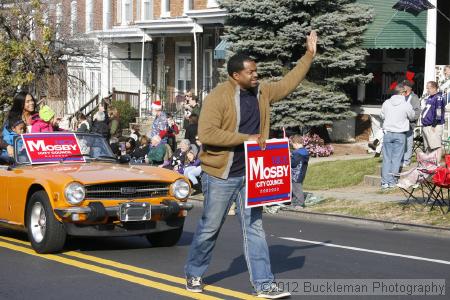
xmin=161 ymin=0 xmax=170 ymax=17
xmin=183 ymin=0 xmax=192 ymax=14
xmin=203 ymin=50 xmax=213 ymax=92
xmin=123 ymin=0 xmax=133 ymax=24
xmin=116 ymin=0 xmax=122 ymax=24
xmin=176 ymin=45 xmax=192 ymax=93
xmin=70 ymin=1 xmax=77 ymax=35
xmin=143 ymin=0 xmax=153 ymax=20
xmin=112 ymin=61 xmax=150 ymax=93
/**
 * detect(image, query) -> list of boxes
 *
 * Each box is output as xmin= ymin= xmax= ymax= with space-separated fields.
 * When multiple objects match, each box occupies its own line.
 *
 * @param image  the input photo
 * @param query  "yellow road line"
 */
xmin=0 ymin=240 xmax=221 ymax=300
xmin=0 ymin=236 xmax=258 ymax=300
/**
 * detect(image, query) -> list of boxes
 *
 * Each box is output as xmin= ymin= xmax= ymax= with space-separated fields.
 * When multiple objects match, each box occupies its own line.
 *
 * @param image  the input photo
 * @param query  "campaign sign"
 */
xmin=22 ymin=133 xmax=85 ymax=164
xmin=245 ymin=139 xmax=291 ymax=208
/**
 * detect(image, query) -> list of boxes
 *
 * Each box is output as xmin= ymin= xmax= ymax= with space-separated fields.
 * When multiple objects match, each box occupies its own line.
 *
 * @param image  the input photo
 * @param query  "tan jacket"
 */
xmin=198 ymin=51 xmax=314 ymax=179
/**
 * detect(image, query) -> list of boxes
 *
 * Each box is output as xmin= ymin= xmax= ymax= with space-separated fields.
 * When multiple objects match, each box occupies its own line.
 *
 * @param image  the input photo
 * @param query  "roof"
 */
xmin=358 ymin=0 xmax=428 ymax=49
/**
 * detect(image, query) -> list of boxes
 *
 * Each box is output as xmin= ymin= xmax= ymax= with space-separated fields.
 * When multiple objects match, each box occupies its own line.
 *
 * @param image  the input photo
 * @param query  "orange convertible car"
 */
xmin=0 ymin=133 xmax=192 ymax=253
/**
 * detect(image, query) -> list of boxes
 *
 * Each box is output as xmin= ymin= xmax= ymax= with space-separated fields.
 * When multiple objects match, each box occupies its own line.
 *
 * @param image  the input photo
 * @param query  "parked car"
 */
xmin=0 ymin=133 xmax=192 ymax=253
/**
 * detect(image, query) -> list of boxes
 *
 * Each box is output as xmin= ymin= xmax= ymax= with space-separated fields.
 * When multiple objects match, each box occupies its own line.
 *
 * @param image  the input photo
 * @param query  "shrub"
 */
xmin=302 ymin=134 xmax=334 ymax=157
xmin=110 ymin=100 xmax=138 ymax=130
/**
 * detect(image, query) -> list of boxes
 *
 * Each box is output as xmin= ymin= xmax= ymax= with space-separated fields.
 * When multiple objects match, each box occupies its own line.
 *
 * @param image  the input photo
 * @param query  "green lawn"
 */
xmin=303 ymin=158 xmax=380 ymax=190
xmin=306 ymin=198 xmax=450 ymax=228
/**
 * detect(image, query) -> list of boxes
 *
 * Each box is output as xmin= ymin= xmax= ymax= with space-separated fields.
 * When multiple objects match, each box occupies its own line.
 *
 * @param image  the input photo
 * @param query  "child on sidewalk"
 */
xmin=290 ymin=134 xmax=310 ymax=208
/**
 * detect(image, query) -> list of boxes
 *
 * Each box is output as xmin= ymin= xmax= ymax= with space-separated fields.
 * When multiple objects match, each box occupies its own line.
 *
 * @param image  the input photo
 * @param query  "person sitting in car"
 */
xmin=30 ymin=105 xmax=61 ymax=133
xmin=1 ymin=118 xmax=26 ymax=159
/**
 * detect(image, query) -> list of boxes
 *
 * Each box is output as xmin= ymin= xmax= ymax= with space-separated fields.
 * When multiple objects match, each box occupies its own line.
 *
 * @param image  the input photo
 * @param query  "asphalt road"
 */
xmin=0 ymin=201 xmax=449 ymax=300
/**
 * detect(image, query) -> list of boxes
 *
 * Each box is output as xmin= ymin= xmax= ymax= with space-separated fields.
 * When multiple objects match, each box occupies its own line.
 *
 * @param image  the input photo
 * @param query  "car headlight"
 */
xmin=64 ymin=182 xmax=86 ymax=205
xmin=170 ymin=179 xmax=191 ymax=200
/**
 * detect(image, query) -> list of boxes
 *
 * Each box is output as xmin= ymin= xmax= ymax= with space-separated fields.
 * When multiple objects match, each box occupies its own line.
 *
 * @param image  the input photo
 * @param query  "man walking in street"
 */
xmin=381 ymin=84 xmax=415 ymax=190
xmin=401 ymin=80 xmax=421 ymax=167
xmin=184 ymin=31 xmax=317 ymax=299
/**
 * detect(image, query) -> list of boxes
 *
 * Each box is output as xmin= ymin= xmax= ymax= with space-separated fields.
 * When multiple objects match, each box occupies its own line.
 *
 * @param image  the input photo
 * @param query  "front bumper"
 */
xmin=53 ymin=200 xmax=193 ymax=237
xmin=54 ymin=200 xmax=193 ymax=220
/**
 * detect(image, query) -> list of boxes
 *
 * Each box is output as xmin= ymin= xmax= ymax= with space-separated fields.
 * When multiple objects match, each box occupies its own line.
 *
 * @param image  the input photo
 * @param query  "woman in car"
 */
xmin=0 ymin=91 xmax=37 ymax=156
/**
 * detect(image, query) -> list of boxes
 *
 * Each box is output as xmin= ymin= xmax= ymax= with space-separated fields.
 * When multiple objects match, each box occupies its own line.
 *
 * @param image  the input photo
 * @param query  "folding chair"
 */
xmin=428 ymin=154 xmax=450 ymax=214
xmin=396 ymin=150 xmax=439 ymax=206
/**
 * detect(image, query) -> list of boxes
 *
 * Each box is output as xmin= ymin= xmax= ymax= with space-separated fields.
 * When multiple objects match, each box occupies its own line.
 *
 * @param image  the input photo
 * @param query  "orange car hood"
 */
xmin=28 ymin=162 xmax=181 ymax=184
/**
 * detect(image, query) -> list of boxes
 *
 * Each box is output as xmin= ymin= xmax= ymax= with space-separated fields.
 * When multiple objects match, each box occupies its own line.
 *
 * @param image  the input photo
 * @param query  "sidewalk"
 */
xmin=309 ymin=154 xmax=374 ymax=165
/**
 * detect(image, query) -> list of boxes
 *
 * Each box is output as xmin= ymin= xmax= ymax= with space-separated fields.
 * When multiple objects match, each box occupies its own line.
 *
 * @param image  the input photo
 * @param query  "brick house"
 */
xmin=60 ymin=0 xmax=226 ymax=115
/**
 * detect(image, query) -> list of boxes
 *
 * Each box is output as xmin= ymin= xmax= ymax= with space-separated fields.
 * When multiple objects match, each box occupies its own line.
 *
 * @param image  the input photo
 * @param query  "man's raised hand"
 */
xmin=306 ymin=30 xmax=318 ymax=57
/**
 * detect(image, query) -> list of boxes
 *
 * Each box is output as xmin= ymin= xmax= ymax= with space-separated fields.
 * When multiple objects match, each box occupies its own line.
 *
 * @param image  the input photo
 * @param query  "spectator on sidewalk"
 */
xmin=171 ymin=139 xmax=190 ymax=172
xmin=438 ymin=65 xmax=450 ymax=106
xmin=166 ymin=113 xmax=180 ymax=152
xmin=148 ymin=101 xmax=169 ymax=142
xmin=183 ymin=92 xmax=201 ymax=129
xmin=129 ymin=124 xmax=141 ymax=141
xmin=108 ymin=107 xmax=121 ymax=139
xmin=183 ymin=148 xmax=202 ymax=195
xmin=76 ymin=113 xmax=90 ymax=133
xmin=421 ymin=81 xmax=445 ymax=161
xmin=380 ymin=84 xmax=415 ymax=190
xmin=184 ymin=114 xmax=198 ymax=145
xmin=402 ymin=80 xmax=421 ymax=167
xmin=130 ymin=135 xmax=150 ymax=161
xmin=91 ymin=111 xmax=110 ymax=139
xmin=289 ymin=134 xmax=309 ymax=209
xmin=147 ymin=135 xmax=166 ymax=166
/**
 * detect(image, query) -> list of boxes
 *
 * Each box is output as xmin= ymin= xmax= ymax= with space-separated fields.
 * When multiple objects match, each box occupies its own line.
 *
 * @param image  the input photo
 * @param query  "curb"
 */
xmin=188 ymin=197 xmax=450 ymax=238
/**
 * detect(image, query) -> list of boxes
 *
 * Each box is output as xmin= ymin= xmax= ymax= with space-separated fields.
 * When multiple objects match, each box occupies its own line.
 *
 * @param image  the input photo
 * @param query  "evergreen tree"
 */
xmin=219 ymin=0 xmax=373 ymax=130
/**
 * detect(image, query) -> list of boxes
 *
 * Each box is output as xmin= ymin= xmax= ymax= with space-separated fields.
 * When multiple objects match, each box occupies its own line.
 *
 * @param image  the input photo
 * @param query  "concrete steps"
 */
xmin=364 ymin=165 xmax=382 ymax=187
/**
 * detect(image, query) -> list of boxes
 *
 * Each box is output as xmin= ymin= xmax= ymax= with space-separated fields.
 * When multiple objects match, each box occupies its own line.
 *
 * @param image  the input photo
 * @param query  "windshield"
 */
xmin=14 ymin=133 xmax=115 ymax=164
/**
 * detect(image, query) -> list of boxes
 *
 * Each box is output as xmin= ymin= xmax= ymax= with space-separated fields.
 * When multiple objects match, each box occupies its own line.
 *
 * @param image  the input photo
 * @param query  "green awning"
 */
xmin=358 ymin=0 xmax=428 ymax=49
xmin=214 ymin=39 xmax=231 ymax=60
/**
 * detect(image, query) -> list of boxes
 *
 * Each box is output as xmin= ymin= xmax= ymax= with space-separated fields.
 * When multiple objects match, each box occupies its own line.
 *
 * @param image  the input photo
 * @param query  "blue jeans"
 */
xmin=184 ymin=166 xmax=202 ymax=185
xmin=402 ymin=129 xmax=414 ymax=165
xmin=381 ymin=132 xmax=406 ymax=186
xmin=185 ymin=172 xmax=274 ymax=292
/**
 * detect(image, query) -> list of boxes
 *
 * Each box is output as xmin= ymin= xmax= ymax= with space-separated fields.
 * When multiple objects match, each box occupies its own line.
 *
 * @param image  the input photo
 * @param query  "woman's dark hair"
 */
xmin=189 ymin=114 xmax=199 ymax=125
xmin=8 ymin=91 xmax=36 ymax=121
xmin=126 ymin=137 xmax=136 ymax=150
xmin=227 ymin=53 xmax=254 ymax=76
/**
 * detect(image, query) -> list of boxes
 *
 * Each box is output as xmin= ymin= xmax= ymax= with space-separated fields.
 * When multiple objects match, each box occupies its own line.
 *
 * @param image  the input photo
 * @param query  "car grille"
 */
xmin=85 ymin=182 xmax=170 ymax=200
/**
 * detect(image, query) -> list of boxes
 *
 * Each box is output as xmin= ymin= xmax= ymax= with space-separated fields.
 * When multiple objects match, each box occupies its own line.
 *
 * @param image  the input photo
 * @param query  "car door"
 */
xmin=0 ymin=165 xmax=9 ymax=220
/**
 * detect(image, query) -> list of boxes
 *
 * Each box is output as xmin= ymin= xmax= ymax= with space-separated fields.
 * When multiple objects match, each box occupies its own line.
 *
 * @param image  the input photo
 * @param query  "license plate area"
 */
xmin=119 ymin=202 xmax=151 ymax=222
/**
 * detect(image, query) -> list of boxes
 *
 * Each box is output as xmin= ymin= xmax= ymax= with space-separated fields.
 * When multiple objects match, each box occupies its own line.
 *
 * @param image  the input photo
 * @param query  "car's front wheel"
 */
xmin=146 ymin=226 xmax=183 ymax=247
xmin=26 ymin=191 xmax=66 ymax=253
